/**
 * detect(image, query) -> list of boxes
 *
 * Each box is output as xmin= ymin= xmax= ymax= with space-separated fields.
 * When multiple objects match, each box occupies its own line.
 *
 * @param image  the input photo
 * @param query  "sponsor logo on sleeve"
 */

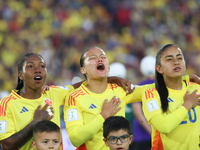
xmin=147 ymin=99 xmax=160 ymax=113
xmin=0 ymin=121 xmax=7 ymax=133
xmin=67 ymin=109 xmax=79 ymax=122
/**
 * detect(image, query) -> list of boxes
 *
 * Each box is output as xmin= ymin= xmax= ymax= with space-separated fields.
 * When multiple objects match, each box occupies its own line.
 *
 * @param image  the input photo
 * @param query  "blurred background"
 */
xmin=1 ymin=0 xmax=200 ymax=94
xmin=0 ymin=0 xmax=200 ymax=149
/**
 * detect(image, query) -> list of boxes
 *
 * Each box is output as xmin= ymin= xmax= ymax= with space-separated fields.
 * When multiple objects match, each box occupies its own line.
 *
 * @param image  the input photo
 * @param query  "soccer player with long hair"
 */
xmin=64 ymin=47 xmax=152 ymax=150
xmin=0 ymin=52 xmax=131 ymax=150
xmin=0 ymin=53 xmax=76 ymax=150
xmin=142 ymin=44 xmax=200 ymax=150
xmin=64 ymin=46 xmax=200 ymax=150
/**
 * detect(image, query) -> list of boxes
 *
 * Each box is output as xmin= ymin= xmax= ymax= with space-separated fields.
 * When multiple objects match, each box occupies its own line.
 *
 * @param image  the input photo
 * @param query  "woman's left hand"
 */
xmin=42 ymin=85 xmax=49 ymax=93
xmin=108 ymin=76 xmax=135 ymax=95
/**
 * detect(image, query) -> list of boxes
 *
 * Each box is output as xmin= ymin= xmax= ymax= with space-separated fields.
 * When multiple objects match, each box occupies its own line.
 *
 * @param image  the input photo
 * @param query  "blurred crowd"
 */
xmin=1 ymin=0 xmax=200 ymax=94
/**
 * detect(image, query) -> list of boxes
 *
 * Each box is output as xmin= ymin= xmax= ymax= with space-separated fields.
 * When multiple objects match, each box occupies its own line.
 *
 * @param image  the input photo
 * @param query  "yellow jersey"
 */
xmin=0 ymin=85 xmax=74 ymax=150
xmin=142 ymin=81 xmax=200 ymax=150
xmin=64 ymin=81 xmax=151 ymax=150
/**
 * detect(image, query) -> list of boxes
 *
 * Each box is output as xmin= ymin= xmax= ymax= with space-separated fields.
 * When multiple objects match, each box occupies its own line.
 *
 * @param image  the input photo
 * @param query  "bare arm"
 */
xmin=1 ymin=104 xmax=53 ymax=150
xmin=72 ymin=76 xmax=134 ymax=94
xmin=43 ymin=76 xmax=133 ymax=94
xmin=107 ymin=76 xmax=134 ymax=95
xmin=1 ymin=119 xmax=40 ymax=150
xmin=72 ymin=81 xmax=84 ymax=89
xmin=132 ymin=103 xmax=151 ymax=135
xmin=189 ymin=74 xmax=200 ymax=84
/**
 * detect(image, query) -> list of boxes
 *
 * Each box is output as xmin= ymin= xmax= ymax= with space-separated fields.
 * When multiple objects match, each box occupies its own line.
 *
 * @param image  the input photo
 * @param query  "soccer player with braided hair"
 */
xmin=0 ymin=52 xmax=133 ymax=150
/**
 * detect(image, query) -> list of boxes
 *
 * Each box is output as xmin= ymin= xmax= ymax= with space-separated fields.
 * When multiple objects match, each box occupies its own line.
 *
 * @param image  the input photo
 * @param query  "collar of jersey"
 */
xmin=12 ymin=90 xmax=44 ymax=101
xmin=167 ymin=81 xmax=187 ymax=93
xmin=82 ymin=81 xmax=109 ymax=98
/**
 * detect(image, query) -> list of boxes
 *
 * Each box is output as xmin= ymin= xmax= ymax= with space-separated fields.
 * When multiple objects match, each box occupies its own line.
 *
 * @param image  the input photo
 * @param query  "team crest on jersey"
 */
xmin=45 ymin=98 xmax=52 ymax=107
xmin=0 ymin=121 xmax=7 ymax=133
xmin=147 ymin=99 xmax=160 ymax=113
xmin=58 ymin=86 xmax=70 ymax=90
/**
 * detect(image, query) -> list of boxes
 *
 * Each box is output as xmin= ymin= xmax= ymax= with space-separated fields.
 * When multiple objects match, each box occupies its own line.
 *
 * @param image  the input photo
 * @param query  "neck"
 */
xmin=20 ymin=87 xmax=42 ymax=99
xmin=86 ymin=78 xmax=108 ymax=93
xmin=164 ymin=76 xmax=182 ymax=90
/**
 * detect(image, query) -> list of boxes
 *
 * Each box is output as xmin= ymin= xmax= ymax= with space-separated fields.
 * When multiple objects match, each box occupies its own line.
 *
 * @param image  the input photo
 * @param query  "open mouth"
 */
xmin=34 ymin=76 xmax=42 ymax=81
xmin=174 ymin=67 xmax=181 ymax=71
xmin=97 ymin=63 xmax=105 ymax=70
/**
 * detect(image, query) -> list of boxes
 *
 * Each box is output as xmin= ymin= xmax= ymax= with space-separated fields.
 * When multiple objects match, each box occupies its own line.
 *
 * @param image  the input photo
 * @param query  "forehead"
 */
xmin=24 ymin=54 xmax=45 ymax=63
xmin=107 ymin=129 xmax=128 ymax=137
xmin=36 ymin=131 xmax=60 ymax=140
xmin=161 ymin=46 xmax=182 ymax=57
xmin=84 ymin=47 xmax=106 ymax=58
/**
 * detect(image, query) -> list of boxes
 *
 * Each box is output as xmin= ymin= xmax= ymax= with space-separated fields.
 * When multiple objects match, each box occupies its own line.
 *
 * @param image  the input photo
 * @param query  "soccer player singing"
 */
xmin=0 ymin=52 xmax=133 ymax=150
xmin=64 ymin=47 xmax=146 ymax=150
xmin=142 ymin=44 xmax=200 ymax=150
xmin=0 ymin=53 xmax=77 ymax=150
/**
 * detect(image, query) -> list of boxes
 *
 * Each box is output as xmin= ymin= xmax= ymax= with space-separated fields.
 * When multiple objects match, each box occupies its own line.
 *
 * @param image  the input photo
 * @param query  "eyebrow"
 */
xmin=26 ymin=61 xmax=45 ymax=64
xmin=43 ymin=139 xmax=59 ymax=140
xmin=89 ymin=54 xmax=106 ymax=57
xmin=52 ymin=139 xmax=60 ymax=141
xmin=164 ymin=53 xmax=182 ymax=58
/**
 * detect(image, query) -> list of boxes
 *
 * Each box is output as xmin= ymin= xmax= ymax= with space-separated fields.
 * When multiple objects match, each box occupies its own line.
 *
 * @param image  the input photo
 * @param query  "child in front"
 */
xmin=103 ymin=116 xmax=133 ymax=150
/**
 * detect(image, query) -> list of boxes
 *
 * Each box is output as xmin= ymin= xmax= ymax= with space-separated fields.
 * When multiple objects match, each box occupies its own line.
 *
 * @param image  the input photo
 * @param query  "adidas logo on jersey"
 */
xmin=89 ymin=104 xmax=97 ymax=109
xmin=20 ymin=106 xmax=29 ymax=113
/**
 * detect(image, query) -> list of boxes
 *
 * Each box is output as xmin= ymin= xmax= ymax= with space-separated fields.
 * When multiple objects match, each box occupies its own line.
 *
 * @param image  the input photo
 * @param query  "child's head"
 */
xmin=103 ymin=116 xmax=133 ymax=150
xmin=32 ymin=120 xmax=61 ymax=150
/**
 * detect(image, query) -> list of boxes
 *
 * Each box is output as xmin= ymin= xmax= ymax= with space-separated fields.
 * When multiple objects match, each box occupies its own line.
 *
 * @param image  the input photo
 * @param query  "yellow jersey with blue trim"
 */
xmin=0 ymin=85 xmax=74 ymax=150
xmin=142 ymin=81 xmax=200 ymax=150
xmin=64 ymin=81 xmax=152 ymax=150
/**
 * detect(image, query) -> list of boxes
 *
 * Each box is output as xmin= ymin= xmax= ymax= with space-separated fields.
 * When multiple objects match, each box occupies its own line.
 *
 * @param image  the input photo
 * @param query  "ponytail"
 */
xmin=155 ymin=69 xmax=168 ymax=112
xmin=155 ymin=44 xmax=176 ymax=112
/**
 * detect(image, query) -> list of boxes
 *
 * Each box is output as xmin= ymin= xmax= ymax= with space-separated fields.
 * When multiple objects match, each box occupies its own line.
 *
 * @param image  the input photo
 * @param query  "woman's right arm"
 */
xmin=149 ymin=106 xmax=188 ymax=133
xmin=132 ymin=102 xmax=151 ymax=135
xmin=64 ymin=96 xmax=121 ymax=147
xmin=148 ymin=89 xmax=200 ymax=134
xmin=1 ymin=104 xmax=53 ymax=150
